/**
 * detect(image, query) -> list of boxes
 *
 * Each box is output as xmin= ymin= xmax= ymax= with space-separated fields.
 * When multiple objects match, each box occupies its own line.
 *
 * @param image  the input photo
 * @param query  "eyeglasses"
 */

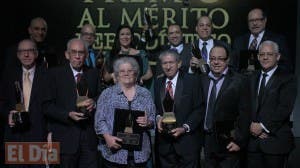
xmin=248 ymin=18 xmax=265 ymax=23
xmin=69 ymin=49 xmax=86 ymax=56
xmin=258 ymin=52 xmax=278 ymax=58
xmin=81 ymin=32 xmax=96 ymax=37
xmin=209 ymin=57 xmax=228 ymax=62
xmin=119 ymin=69 xmax=135 ymax=75
xmin=161 ymin=61 xmax=177 ymax=66
xmin=17 ymin=48 xmax=37 ymax=55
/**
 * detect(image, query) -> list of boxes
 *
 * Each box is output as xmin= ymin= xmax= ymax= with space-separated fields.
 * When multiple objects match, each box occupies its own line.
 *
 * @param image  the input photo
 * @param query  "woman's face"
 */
xmin=119 ymin=28 xmax=132 ymax=47
xmin=117 ymin=63 xmax=136 ymax=86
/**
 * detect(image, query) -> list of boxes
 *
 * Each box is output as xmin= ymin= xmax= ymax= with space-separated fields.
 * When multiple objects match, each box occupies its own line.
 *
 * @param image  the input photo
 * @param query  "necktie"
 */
xmin=201 ymin=42 xmax=208 ymax=61
xmin=249 ymin=37 xmax=258 ymax=50
xmin=171 ymin=47 xmax=178 ymax=54
xmin=23 ymin=71 xmax=32 ymax=111
xmin=205 ymin=77 xmax=222 ymax=130
xmin=258 ymin=73 xmax=268 ymax=105
xmin=166 ymin=81 xmax=174 ymax=99
xmin=76 ymin=73 xmax=82 ymax=83
xmin=86 ymin=49 xmax=96 ymax=68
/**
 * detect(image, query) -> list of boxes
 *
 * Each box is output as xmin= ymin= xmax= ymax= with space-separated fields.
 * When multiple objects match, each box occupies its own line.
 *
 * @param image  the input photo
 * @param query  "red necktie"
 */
xmin=166 ymin=81 xmax=174 ymax=99
xmin=76 ymin=73 xmax=82 ymax=83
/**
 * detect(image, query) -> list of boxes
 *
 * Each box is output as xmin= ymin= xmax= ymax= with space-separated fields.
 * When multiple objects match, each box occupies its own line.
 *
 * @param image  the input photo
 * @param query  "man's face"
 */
xmin=167 ymin=25 xmax=183 ymax=47
xmin=81 ymin=25 xmax=96 ymax=47
xmin=161 ymin=54 xmax=180 ymax=79
xmin=248 ymin=9 xmax=267 ymax=36
xmin=65 ymin=40 xmax=87 ymax=71
xmin=195 ymin=16 xmax=212 ymax=41
xmin=17 ymin=40 xmax=38 ymax=69
xmin=257 ymin=44 xmax=280 ymax=72
xmin=209 ymin=47 xmax=229 ymax=76
xmin=28 ymin=19 xmax=47 ymax=43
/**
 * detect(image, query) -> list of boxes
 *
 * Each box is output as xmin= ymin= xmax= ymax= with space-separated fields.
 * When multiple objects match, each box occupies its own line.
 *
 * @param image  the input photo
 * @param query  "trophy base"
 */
xmin=116 ymin=132 xmax=142 ymax=151
xmin=162 ymin=122 xmax=177 ymax=134
xmin=77 ymin=106 xmax=90 ymax=118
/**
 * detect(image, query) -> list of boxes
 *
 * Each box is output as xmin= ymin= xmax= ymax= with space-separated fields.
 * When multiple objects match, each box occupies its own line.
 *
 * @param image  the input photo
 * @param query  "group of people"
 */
xmin=0 ymin=7 xmax=297 ymax=168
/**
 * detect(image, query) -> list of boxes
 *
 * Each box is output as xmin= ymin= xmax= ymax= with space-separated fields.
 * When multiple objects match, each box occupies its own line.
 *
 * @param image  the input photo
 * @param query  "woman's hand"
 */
xmin=136 ymin=112 xmax=150 ymax=127
xmin=103 ymin=134 xmax=123 ymax=150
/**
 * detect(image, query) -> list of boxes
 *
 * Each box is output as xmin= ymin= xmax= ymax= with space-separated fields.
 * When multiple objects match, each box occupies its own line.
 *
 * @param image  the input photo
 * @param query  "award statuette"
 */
xmin=113 ymin=108 xmax=144 ymax=151
xmin=191 ymin=43 xmax=210 ymax=74
xmin=13 ymin=81 xmax=30 ymax=131
xmin=76 ymin=75 xmax=90 ymax=118
xmin=162 ymin=89 xmax=176 ymax=134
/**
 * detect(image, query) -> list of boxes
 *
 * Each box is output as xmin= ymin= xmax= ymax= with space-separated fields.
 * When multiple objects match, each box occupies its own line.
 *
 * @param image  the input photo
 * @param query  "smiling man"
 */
xmin=247 ymin=40 xmax=297 ymax=168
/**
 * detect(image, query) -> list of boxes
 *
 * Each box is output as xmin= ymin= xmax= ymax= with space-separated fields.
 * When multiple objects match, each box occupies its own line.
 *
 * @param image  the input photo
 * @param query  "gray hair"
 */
xmin=158 ymin=50 xmax=181 ymax=63
xmin=258 ymin=40 xmax=279 ymax=53
xmin=66 ymin=38 xmax=89 ymax=52
xmin=113 ymin=57 xmax=140 ymax=77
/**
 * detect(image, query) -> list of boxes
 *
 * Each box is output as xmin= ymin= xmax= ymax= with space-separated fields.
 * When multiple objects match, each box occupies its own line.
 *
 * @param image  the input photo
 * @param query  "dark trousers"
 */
xmin=247 ymin=152 xmax=288 ymax=168
xmin=204 ymin=133 xmax=240 ymax=168
xmin=158 ymin=144 xmax=200 ymax=168
xmin=60 ymin=130 xmax=97 ymax=168
xmin=103 ymin=159 xmax=146 ymax=168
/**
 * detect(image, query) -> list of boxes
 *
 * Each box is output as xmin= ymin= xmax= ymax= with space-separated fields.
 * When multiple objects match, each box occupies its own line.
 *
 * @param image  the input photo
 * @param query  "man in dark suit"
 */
xmin=155 ymin=24 xmax=192 ymax=76
xmin=4 ymin=39 xmax=49 ymax=167
xmin=190 ymin=15 xmax=232 ymax=74
xmin=200 ymin=45 xmax=250 ymax=168
xmin=232 ymin=8 xmax=292 ymax=73
xmin=43 ymin=38 xmax=102 ymax=168
xmin=247 ymin=40 xmax=297 ymax=168
xmin=155 ymin=50 xmax=204 ymax=168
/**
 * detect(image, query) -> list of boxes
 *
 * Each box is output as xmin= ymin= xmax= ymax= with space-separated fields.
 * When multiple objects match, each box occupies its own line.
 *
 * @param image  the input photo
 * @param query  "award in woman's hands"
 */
xmin=76 ymin=76 xmax=90 ymax=118
xmin=13 ymin=81 xmax=30 ymax=131
xmin=162 ymin=89 xmax=176 ymax=134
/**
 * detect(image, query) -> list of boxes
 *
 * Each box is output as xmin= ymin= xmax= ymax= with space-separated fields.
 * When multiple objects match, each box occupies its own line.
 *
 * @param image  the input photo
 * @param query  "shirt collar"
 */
xmin=170 ymin=43 xmax=183 ymax=53
xmin=208 ymin=67 xmax=228 ymax=80
xmin=70 ymin=64 xmax=83 ymax=77
xmin=22 ymin=65 xmax=36 ymax=75
xmin=261 ymin=65 xmax=277 ymax=77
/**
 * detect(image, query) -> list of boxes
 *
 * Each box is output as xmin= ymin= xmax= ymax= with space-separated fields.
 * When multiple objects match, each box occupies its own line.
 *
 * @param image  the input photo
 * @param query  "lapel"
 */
xmin=174 ymin=72 xmax=184 ymax=110
xmin=253 ymin=72 xmax=260 ymax=112
xmin=215 ymin=70 xmax=232 ymax=102
xmin=159 ymin=76 xmax=166 ymax=111
xmin=202 ymin=75 xmax=210 ymax=101
xmin=65 ymin=65 xmax=78 ymax=101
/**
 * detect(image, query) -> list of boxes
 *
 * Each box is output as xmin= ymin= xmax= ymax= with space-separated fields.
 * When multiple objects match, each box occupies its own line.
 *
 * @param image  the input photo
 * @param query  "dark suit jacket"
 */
xmin=232 ymin=31 xmax=292 ymax=72
xmin=155 ymin=43 xmax=192 ymax=75
xmin=248 ymin=67 xmax=297 ymax=154
xmin=200 ymin=69 xmax=251 ymax=151
xmin=4 ymin=66 xmax=48 ymax=142
xmin=154 ymin=71 xmax=204 ymax=155
xmin=43 ymin=64 xmax=102 ymax=154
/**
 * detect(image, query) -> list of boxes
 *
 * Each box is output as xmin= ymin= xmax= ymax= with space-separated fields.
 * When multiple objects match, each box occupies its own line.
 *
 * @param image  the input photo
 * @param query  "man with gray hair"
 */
xmin=248 ymin=40 xmax=297 ymax=168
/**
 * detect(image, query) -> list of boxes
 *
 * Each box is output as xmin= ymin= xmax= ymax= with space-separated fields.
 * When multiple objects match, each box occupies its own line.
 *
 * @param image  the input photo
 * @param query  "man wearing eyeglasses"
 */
xmin=232 ymin=8 xmax=292 ymax=73
xmin=43 ymin=38 xmax=102 ymax=168
xmin=200 ymin=44 xmax=250 ymax=168
xmin=247 ymin=40 xmax=297 ymax=168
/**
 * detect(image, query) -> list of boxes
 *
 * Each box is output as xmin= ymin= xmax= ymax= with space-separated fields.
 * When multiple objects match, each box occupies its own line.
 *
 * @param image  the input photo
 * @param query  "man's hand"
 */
xmin=82 ymin=98 xmax=95 ymax=112
xmin=227 ymin=142 xmax=240 ymax=152
xmin=258 ymin=132 xmax=269 ymax=139
xmin=47 ymin=132 xmax=52 ymax=152
xmin=190 ymin=56 xmax=201 ymax=68
xmin=170 ymin=127 xmax=186 ymax=138
xmin=69 ymin=111 xmax=86 ymax=121
xmin=157 ymin=117 xmax=163 ymax=133
xmin=8 ymin=110 xmax=18 ymax=127
xmin=103 ymin=134 xmax=122 ymax=150
xmin=250 ymin=122 xmax=263 ymax=136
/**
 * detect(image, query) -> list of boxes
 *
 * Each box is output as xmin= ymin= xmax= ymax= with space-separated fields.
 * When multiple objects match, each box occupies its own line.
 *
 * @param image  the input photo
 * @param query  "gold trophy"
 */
xmin=162 ymin=89 xmax=176 ymax=134
xmin=76 ymin=76 xmax=90 ymax=118
xmin=191 ymin=43 xmax=210 ymax=74
xmin=13 ymin=81 xmax=30 ymax=131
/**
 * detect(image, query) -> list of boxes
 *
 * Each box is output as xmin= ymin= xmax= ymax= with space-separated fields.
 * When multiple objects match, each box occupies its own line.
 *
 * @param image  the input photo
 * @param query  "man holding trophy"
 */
xmin=43 ymin=38 xmax=102 ymax=168
xmin=154 ymin=50 xmax=204 ymax=168
xmin=4 ymin=39 xmax=49 ymax=167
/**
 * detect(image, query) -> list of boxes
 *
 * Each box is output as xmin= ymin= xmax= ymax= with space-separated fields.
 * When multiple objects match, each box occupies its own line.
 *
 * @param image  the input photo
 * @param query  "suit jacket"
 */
xmin=232 ymin=31 xmax=292 ymax=72
xmin=154 ymin=71 xmax=204 ymax=155
xmin=4 ymin=66 xmax=48 ymax=142
xmin=200 ymin=69 xmax=251 ymax=151
xmin=155 ymin=43 xmax=192 ymax=75
xmin=43 ymin=64 xmax=102 ymax=154
xmin=248 ymin=67 xmax=297 ymax=154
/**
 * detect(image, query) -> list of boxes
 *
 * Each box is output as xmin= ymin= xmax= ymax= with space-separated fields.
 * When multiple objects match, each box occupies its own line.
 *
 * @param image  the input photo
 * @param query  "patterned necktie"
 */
xmin=23 ymin=71 xmax=32 ymax=111
xmin=249 ymin=37 xmax=258 ymax=50
xmin=76 ymin=73 xmax=82 ymax=83
xmin=201 ymin=42 xmax=208 ymax=61
xmin=166 ymin=81 xmax=174 ymax=99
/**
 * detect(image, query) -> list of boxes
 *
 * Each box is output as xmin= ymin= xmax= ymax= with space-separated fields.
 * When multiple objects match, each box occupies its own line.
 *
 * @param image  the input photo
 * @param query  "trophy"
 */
xmin=162 ymin=90 xmax=176 ymax=134
xmin=76 ymin=76 xmax=90 ymax=118
xmin=13 ymin=81 xmax=30 ymax=131
xmin=191 ymin=43 xmax=210 ymax=74
xmin=143 ymin=7 xmax=154 ymax=40
xmin=113 ymin=109 xmax=144 ymax=151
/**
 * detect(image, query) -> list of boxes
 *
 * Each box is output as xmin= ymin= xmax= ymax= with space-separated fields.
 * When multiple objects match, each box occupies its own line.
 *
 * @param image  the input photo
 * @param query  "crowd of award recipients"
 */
xmin=0 ymin=7 xmax=297 ymax=168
